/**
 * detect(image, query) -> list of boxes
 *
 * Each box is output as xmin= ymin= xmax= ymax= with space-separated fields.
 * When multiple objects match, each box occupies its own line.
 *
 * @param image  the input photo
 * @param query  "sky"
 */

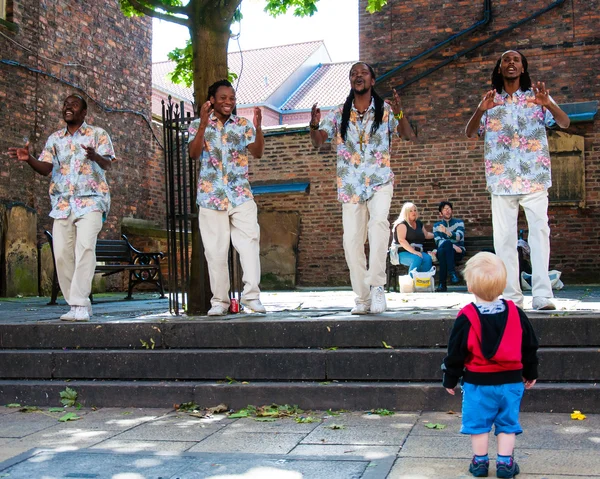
xmin=152 ymin=0 xmax=359 ymax=63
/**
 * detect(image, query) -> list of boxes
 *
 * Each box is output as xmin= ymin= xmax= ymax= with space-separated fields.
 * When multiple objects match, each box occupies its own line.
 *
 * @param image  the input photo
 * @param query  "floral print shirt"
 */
xmin=479 ymin=89 xmax=555 ymax=195
xmin=38 ymin=122 xmax=115 ymax=220
xmin=320 ymin=99 xmax=398 ymax=203
xmin=188 ymin=113 xmax=256 ymax=211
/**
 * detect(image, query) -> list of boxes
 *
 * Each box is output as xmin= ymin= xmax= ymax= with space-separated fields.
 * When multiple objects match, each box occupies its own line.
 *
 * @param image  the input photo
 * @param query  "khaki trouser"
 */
xmin=52 ymin=211 xmax=103 ymax=308
xmin=491 ymin=191 xmax=553 ymax=305
xmin=342 ymin=183 xmax=393 ymax=305
xmin=198 ymin=199 xmax=261 ymax=308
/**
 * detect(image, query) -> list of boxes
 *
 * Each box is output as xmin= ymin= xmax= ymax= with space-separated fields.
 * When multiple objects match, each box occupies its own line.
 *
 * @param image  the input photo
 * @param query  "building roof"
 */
xmin=229 ymin=40 xmax=326 ymax=104
xmin=280 ymin=61 xmax=354 ymax=111
xmin=152 ymin=40 xmax=327 ymax=107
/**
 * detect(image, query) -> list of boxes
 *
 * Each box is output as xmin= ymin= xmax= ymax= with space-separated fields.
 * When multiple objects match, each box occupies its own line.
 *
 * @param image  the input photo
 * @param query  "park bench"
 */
xmin=386 ymin=236 xmax=495 ymax=292
xmin=44 ymin=231 xmax=166 ymax=305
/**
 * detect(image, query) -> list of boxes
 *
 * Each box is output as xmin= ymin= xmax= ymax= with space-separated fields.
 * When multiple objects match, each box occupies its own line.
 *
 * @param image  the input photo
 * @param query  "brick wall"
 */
xmin=0 ymin=0 xmax=162 ymax=243
xmin=349 ymin=0 xmax=600 ymax=281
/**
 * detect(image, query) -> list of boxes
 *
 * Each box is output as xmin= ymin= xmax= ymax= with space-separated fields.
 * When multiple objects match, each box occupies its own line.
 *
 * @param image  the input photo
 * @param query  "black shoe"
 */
xmin=496 ymin=459 xmax=520 ymax=478
xmin=436 ymin=283 xmax=447 ymax=292
xmin=450 ymin=271 xmax=460 ymax=284
xmin=468 ymin=456 xmax=489 ymax=477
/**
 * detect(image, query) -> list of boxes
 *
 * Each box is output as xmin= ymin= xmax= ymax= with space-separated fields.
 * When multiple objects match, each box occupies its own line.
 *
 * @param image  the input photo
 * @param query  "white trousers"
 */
xmin=491 ymin=191 xmax=553 ymax=304
xmin=342 ymin=183 xmax=393 ymax=304
xmin=198 ymin=199 xmax=261 ymax=308
xmin=52 ymin=211 xmax=103 ymax=307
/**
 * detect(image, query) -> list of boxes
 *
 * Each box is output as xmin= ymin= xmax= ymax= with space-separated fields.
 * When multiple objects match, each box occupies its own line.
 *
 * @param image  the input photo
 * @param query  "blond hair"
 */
xmin=392 ymin=202 xmax=417 ymax=230
xmin=463 ymin=252 xmax=507 ymax=302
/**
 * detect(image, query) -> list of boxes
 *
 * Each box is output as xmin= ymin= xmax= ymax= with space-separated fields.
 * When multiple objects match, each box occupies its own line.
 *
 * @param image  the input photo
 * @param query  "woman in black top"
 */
xmin=391 ymin=202 xmax=434 ymax=275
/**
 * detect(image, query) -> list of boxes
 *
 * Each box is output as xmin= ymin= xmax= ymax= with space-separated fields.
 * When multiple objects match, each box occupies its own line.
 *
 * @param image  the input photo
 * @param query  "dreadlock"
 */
xmin=340 ymin=62 xmax=385 ymax=142
xmin=206 ymin=79 xmax=237 ymax=115
xmin=491 ymin=50 xmax=532 ymax=94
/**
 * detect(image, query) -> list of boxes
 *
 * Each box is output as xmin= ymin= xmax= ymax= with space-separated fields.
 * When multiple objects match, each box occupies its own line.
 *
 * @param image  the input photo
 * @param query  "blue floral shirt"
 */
xmin=38 ymin=122 xmax=115 ymax=221
xmin=479 ymin=89 xmax=555 ymax=195
xmin=320 ymin=99 xmax=398 ymax=203
xmin=188 ymin=113 xmax=256 ymax=211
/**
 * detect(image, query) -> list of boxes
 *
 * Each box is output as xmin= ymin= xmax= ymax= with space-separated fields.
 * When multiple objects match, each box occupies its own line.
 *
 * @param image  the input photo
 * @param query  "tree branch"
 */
xmin=143 ymin=0 xmax=189 ymax=16
xmin=127 ymin=0 xmax=190 ymax=26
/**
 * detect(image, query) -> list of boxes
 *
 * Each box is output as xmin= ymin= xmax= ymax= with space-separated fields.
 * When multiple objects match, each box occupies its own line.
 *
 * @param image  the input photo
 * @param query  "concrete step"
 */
xmin=1 ymin=348 xmax=598 ymax=381
xmin=0 ymin=380 xmax=598 ymax=412
xmin=0 ymin=314 xmax=598 ymax=348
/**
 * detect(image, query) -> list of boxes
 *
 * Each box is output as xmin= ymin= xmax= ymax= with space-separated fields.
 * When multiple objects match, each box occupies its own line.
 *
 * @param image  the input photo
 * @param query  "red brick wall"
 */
xmin=0 ymin=0 xmax=161 ymax=241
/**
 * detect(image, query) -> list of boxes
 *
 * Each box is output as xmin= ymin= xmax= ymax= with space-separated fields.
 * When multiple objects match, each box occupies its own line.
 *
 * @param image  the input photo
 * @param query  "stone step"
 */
xmin=0 ymin=380 xmax=598 ymax=413
xmin=1 ymin=348 xmax=598 ymax=381
xmin=0 ymin=314 xmax=598 ymax=348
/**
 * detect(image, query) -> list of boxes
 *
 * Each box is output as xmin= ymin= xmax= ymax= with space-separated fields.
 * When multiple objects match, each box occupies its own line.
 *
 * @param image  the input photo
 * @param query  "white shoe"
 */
xmin=532 ymin=297 xmax=556 ymax=311
xmin=60 ymin=307 xmax=77 ymax=321
xmin=351 ymin=303 xmax=370 ymax=315
xmin=241 ymin=299 xmax=266 ymax=313
xmin=207 ymin=304 xmax=228 ymax=316
xmin=370 ymin=286 xmax=387 ymax=314
xmin=87 ymin=305 xmax=93 ymax=317
xmin=73 ymin=306 xmax=90 ymax=322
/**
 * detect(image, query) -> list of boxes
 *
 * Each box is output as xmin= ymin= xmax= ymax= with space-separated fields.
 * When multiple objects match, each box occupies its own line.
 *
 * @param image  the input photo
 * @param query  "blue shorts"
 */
xmin=460 ymin=382 xmax=525 ymax=435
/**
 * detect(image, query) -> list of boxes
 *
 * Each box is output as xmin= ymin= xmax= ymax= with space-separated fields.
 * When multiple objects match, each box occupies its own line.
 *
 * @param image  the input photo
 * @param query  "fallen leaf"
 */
xmin=58 ymin=412 xmax=81 ymax=422
xmin=254 ymin=417 xmax=277 ymax=422
xmin=19 ymin=406 xmax=40 ymax=413
xmin=5 ymin=403 xmax=21 ymax=408
xmin=325 ymin=424 xmax=346 ymax=430
xmin=48 ymin=407 xmax=65 ymax=412
xmin=571 ymin=410 xmax=586 ymax=420
xmin=447 ymin=410 xmax=457 ymax=415
xmin=327 ymin=326 xmax=331 ymax=332
xmin=382 ymin=341 xmax=393 ymax=349
xmin=425 ymin=423 xmax=446 ymax=429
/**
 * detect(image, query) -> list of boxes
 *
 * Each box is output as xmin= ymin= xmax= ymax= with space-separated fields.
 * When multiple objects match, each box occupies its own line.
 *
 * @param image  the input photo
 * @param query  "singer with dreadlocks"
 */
xmin=310 ymin=62 xmax=415 ymax=315
xmin=465 ymin=50 xmax=570 ymax=313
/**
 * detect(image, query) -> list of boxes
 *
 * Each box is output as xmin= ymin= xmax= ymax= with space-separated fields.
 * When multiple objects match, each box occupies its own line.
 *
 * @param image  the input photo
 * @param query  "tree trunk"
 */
xmin=186 ymin=10 xmax=235 ymax=315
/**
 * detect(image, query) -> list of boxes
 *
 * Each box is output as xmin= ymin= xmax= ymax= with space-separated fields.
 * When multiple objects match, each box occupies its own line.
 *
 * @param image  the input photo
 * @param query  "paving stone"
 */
xmin=399 ymin=434 xmax=473 ymax=458
xmin=515 ymin=448 xmax=600 ymax=476
xmin=0 ymin=450 xmax=392 ymax=479
xmin=62 ymin=407 xmax=170 ymax=431
xmin=411 ymin=411 xmax=464 ymax=435
xmin=91 ymin=438 xmax=195 ymax=453
xmin=302 ymin=423 xmax=410 ymax=446
xmin=114 ymin=415 xmax=225 ymax=442
xmin=388 ymin=457 xmax=473 ymax=478
xmin=188 ymin=430 xmax=306 ymax=454
xmin=0 ymin=410 xmax=63 ymax=438
xmin=227 ymin=416 xmax=322 ymax=433
xmin=320 ymin=411 xmax=419 ymax=428
xmin=289 ymin=444 xmax=400 ymax=459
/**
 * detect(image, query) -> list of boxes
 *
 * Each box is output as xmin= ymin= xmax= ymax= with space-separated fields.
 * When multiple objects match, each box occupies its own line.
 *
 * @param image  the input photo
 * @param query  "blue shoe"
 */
xmin=450 ymin=271 xmax=461 ymax=284
xmin=469 ymin=456 xmax=489 ymax=477
xmin=496 ymin=458 xmax=520 ymax=478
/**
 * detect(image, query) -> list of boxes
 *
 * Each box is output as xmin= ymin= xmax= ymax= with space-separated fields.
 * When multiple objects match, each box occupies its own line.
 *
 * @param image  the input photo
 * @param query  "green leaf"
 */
xmin=58 ymin=412 xmax=81 ymax=422
xmin=48 ymin=407 xmax=65 ymax=412
xmin=382 ymin=341 xmax=393 ymax=349
xmin=325 ymin=409 xmax=340 ymax=416
xmin=59 ymin=387 xmax=78 ymax=407
xmin=425 ymin=423 xmax=446 ymax=429
xmin=295 ymin=416 xmax=317 ymax=423
xmin=19 ymin=406 xmax=40 ymax=413
xmin=6 ymin=403 xmax=21 ymax=408
xmin=228 ymin=409 xmax=250 ymax=418
xmin=369 ymin=408 xmax=395 ymax=416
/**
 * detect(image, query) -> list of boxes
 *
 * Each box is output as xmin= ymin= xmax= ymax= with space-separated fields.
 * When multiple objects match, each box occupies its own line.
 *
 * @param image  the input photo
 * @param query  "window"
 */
xmin=548 ymin=131 xmax=585 ymax=207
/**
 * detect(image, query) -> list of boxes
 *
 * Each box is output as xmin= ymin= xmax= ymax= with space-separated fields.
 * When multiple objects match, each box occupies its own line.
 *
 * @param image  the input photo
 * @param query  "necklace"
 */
xmin=357 ymin=109 xmax=371 ymax=152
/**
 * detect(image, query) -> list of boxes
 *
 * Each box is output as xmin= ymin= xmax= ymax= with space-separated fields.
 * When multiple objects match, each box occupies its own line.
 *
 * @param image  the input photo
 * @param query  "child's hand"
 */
xmin=524 ymin=378 xmax=536 ymax=389
xmin=445 ymin=387 xmax=456 ymax=395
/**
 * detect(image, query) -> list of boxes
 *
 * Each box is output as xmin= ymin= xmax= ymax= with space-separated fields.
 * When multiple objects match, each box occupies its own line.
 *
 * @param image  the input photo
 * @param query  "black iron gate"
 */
xmin=162 ymin=97 xmax=242 ymax=315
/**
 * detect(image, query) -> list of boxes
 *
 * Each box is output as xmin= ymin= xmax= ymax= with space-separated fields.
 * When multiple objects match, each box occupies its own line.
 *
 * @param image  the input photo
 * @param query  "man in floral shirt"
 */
xmin=8 ymin=94 xmax=115 ymax=321
xmin=188 ymin=79 xmax=265 ymax=316
xmin=310 ymin=62 xmax=415 ymax=315
xmin=466 ymin=50 xmax=570 ymax=310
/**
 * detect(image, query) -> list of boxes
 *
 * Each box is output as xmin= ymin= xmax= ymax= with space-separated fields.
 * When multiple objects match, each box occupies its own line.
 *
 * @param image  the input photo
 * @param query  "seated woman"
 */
xmin=392 ymin=202 xmax=434 ymax=275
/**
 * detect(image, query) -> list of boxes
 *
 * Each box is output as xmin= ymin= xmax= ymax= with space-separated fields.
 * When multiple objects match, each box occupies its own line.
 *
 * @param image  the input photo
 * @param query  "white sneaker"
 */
xmin=241 ymin=299 xmax=266 ymax=313
xmin=351 ymin=303 xmax=370 ymax=315
xmin=87 ymin=305 xmax=93 ymax=317
xmin=532 ymin=297 xmax=556 ymax=311
xmin=370 ymin=286 xmax=387 ymax=314
xmin=73 ymin=306 xmax=90 ymax=322
xmin=60 ymin=307 xmax=77 ymax=321
xmin=207 ymin=304 xmax=228 ymax=316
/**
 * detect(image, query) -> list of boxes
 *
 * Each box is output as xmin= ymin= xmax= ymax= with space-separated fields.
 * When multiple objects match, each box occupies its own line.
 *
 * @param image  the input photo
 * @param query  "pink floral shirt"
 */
xmin=38 ymin=122 xmax=115 ymax=220
xmin=479 ymin=89 xmax=555 ymax=195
